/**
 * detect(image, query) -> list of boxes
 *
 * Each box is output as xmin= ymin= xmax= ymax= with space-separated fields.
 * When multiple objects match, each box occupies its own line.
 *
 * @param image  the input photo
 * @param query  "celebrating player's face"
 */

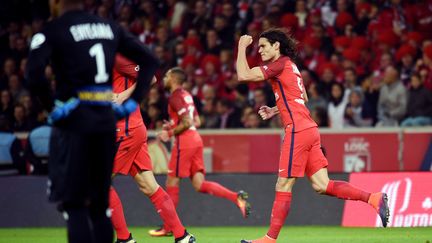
xmin=258 ymin=38 xmax=278 ymax=62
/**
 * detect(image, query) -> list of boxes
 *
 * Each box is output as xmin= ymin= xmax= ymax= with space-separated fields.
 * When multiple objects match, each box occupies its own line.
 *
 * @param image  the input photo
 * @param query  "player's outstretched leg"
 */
xmin=242 ymin=178 xmax=294 ymax=243
xmin=135 ymin=171 xmax=196 ymax=241
xmin=148 ymin=188 xmax=195 ymax=243
xmin=311 ymin=168 xmax=390 ymax=227
xmin=368 ymin=192 xmax=390 ymax=227
xmin=236 ymin=190 xmax=252 ymax=218
xmin=193 ymin=172 xmax=251 ymax=218
xmin=109 ymin=187 xmax=136 ymax=243
xmin=149 ymin=177 xmax=180 ymax=237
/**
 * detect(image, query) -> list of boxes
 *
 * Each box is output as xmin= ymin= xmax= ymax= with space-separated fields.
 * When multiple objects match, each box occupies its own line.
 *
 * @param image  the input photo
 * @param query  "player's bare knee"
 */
xmin=312 ymin=182 xmax=326 ymax=194
xmin=192 ymin=180 xmax=203 ymax=191
xmin=191 ymin=173 xmax=205 ymax=191
xmin=166 ymin=176 xmax=180 ymax=188
xmin=138 ymin=184 xmax=153 ymax=196
xmin=137 ymin=180 xmax=158 ymax=196
xmin=275 ymin=177 xmax=294 ymax=192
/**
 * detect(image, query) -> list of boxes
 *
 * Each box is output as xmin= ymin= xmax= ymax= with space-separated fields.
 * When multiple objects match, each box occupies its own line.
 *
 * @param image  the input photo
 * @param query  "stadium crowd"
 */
xmin=1 ymin=0 xmax=432 ymax=133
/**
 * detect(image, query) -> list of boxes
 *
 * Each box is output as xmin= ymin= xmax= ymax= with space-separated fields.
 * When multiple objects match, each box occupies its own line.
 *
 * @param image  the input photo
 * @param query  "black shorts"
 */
xmin=48 ymin=127 xmax=116 ymax=207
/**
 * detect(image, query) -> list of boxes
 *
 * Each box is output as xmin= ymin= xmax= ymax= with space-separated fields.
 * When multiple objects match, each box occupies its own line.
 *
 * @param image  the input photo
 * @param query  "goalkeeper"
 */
xmin=24 ymin=0 xmax=158 ymax=242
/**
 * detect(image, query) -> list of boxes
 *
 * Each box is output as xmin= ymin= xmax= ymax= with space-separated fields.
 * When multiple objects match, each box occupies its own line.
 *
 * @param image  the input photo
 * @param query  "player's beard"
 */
xmin=163 ymin=79 xmax=171 ymax=91
xmin=164 ymin=83 xmax=171 ymax=92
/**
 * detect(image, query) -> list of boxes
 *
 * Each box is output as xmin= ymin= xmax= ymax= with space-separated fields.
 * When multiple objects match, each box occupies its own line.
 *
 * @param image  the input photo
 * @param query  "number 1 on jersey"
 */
xmin=89 ymin=43 xmax=109 ymax=83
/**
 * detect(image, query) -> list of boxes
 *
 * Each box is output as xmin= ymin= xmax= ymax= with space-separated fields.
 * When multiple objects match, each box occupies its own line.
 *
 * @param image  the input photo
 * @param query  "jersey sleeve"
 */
xmin=114 ymin=54 xmax=138 ymax=80
xmin=25 ymin=30 xmax=54 ymax=110
xmin=169 ymin=93 xmax=188 ymax=117
xmin=259 ymin=58 xmax=285 ymax=79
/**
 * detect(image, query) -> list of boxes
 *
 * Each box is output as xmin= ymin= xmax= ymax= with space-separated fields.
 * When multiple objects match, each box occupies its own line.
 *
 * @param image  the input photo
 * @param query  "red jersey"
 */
xmin=112 ymin=55 xmax=144 ymax=138
xmin=168 ymin=88 xmax=203 ymax=149
xmin=259 ymin=56 xmax=317 ymax=132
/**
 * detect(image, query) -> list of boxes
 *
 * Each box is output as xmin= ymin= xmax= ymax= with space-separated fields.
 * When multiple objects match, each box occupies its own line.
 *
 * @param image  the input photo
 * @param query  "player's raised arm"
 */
xmin=236 ymin=35 xmax=265 ymax=82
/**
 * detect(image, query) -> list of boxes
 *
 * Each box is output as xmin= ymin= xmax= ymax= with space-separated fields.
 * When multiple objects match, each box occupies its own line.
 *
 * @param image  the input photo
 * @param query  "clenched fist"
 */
xmin=258 ymin=106 xmax=277 ymax=120
xmin=238 ymin=35 xmax=253 ymax=48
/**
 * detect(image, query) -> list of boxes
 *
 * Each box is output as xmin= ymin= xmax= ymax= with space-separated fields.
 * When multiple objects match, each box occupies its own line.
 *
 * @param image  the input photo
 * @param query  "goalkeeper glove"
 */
xmin=112 ymin=99 xmax=138 ymax=119
xmin=48 ymin=98 xmax=80 ymax=124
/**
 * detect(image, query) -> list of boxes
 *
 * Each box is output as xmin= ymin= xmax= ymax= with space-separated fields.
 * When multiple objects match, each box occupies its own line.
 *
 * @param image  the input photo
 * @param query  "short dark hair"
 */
xmin=170 ymin=67 xmax=187 ymax=84
xmin=259 ymin=28 xmax=298 ymax=59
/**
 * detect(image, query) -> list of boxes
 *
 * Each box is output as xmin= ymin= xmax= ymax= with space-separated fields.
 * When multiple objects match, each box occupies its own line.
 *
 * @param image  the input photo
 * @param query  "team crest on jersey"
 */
xmin=184 ymin=95 xmax=193 ymax=103
xmin=274 ymin=92 xmax=279 ymax=100
xmin=263 ymin=65 xmax=268 ymax=70
xmin=30 ymin=33 xmax=46 ymax=50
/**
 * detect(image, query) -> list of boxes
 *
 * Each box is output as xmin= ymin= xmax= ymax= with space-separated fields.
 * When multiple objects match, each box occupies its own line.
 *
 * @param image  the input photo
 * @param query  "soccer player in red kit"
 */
xmin=110 ymin=55 xmax=196 ymax=243
xmin=150 ymin=67 xmax=251 ymax=236
xmin=236 ymin=28 xmax=389 ymax=243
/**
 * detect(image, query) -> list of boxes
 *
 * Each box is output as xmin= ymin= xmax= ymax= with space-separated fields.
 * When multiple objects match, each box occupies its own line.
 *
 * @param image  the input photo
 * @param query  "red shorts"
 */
xmin=279 ymin=126 xmax=328 ymax=178
xmin=168 ymin=146 xmax=205 ymax=178
xmin=113 ymin=125 xmax=152 ymax=177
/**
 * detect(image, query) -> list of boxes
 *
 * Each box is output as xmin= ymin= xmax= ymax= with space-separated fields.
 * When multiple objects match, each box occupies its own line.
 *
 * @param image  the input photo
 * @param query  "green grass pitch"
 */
xmin=0 ymin=226 xmax=431 ymax=243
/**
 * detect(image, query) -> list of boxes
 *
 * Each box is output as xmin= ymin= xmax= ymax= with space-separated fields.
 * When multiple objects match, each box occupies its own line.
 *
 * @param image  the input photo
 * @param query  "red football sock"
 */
xmin=150 ymin=187 xmax=185 ymax=238
xmin=109 ymin=187 xmax=130 ymax=240
xmin=163 ymin=186 xmax=180 ymax=231
xmin=325 ymin=180 xmax=370 ymax=202
xmin=267 ymin=191 xmax=292 ymax=239
xmin=166 ymin=186 xmax=180 ymax=208
xmin=199 ymin=181 xmax=238 ymax=203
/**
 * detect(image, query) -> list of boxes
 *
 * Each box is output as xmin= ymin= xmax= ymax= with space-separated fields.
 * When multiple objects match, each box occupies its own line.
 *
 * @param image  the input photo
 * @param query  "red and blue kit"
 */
xmin=168 ymin=88 xmax=204 ymax=178
xmin=259 ymin=56 xmax=328 ymax=178
xmin=112 ymin=55 xmax=151 ymax=176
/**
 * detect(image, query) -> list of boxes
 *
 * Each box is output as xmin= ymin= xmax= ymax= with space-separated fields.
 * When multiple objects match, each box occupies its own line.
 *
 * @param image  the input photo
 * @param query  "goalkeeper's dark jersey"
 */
xmin=25 ymin=10 xmax=158 ymax=132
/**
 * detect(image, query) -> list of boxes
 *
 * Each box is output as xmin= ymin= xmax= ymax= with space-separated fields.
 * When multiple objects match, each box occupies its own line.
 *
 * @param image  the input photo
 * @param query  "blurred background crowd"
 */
xmin=1 ymin=0 xmax=432 ymax=134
